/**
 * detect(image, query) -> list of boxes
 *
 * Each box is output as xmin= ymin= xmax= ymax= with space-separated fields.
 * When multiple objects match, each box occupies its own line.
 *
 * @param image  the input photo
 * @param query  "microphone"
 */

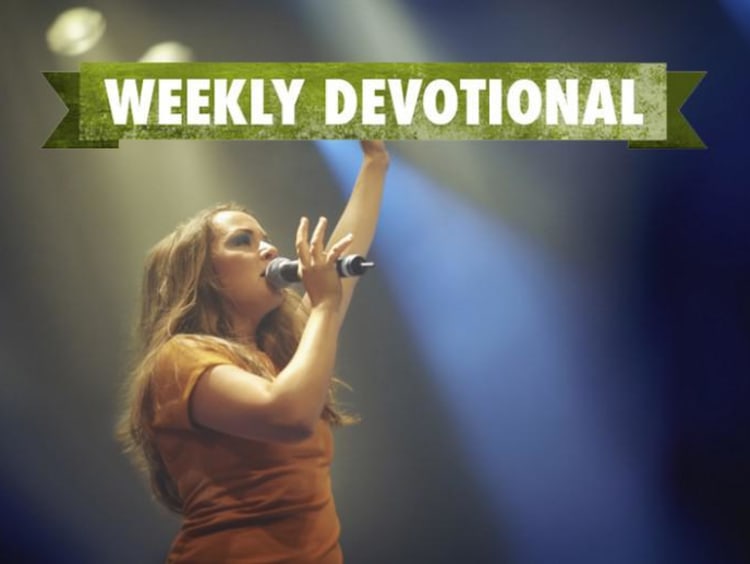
xmin=264 ymin=255 xmax=375 ymax=289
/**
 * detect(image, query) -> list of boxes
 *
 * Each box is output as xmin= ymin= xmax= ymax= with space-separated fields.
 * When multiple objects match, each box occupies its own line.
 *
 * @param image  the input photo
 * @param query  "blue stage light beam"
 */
xmin=720 ymin=0 xmax=750 ymax=40
xmin=316 ymin=141 xmax=688 ymax=564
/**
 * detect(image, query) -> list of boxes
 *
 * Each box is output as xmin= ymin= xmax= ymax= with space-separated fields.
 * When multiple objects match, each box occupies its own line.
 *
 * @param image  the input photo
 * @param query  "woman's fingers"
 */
xmin=360 ymin=140 xmax=389 ymax=164
xmin=327 ymin=233 xmax=353 ymax=263
xmin=296 ymin=216 xmax=311 ymax=265
xmin=360 ymin=140 xmax=386 ymax=154
xmin=297 ymin=216 xmax=352 ymax=269
xmin=297 ymin=216 xmax=334 ymax=265
xmin=309 ymin=217 xmax=328 ymax=261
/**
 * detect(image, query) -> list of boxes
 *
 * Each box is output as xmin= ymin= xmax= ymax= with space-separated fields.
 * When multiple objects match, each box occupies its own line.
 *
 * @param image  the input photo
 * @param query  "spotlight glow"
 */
xmin=139 ymin=42 xmax=194 ymax=63
xmin=46 ymin=7 xmax=106 ymax=56
xmin=720 ymin=0 xmax=750 ymax=39
xmin=317 ymin=141 xmax=678 ymax=564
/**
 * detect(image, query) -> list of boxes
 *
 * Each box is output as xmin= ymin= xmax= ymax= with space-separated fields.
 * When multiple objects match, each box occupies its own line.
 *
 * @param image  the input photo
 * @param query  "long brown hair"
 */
xmin=116 ymin=202 xmax=357 ymax=514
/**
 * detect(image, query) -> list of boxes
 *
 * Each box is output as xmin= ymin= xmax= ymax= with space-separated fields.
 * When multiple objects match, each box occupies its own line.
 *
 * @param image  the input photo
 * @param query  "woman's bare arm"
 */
xmin=302 ymin=140 xmax=389 ymax=320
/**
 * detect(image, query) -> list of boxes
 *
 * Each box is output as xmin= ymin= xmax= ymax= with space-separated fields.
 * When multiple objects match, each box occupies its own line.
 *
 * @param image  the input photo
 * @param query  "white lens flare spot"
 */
xmin=46 ymin=7 xmax=106 ymax=56
xmin=139 ymin=42 xmax=194 ymax=63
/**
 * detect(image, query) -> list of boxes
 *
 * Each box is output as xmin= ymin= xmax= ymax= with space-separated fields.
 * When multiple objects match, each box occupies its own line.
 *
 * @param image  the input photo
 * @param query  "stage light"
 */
xmin=139 ymin=41 xmax=194 ymax=63
xmin=46 ymin=7 xmax=106 ymax=56
xmin=720 ymin=0 xmax=750 ymax=39
xmin=316 ymin=141 xmax=677 ymax=564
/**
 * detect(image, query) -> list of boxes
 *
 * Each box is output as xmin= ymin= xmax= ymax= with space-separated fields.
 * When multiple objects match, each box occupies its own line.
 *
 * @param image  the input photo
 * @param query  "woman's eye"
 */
xmin=230 ymin=233 xmax=252 ymax=246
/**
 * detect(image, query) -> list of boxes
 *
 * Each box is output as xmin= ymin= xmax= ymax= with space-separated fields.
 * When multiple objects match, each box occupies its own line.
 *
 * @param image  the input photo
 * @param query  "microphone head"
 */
xmin=264 ymin=257 xmax=297 ymax=290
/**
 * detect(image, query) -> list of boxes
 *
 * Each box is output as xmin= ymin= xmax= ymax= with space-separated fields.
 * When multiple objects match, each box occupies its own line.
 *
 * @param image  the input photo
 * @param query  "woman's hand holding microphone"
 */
xmin=295 ymin=216 xmax=353 ymax=313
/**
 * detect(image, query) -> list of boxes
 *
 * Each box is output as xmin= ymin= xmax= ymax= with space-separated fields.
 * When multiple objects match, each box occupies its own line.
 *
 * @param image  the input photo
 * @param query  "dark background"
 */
xmin=0 ymin=1 xmax=747 ymax=563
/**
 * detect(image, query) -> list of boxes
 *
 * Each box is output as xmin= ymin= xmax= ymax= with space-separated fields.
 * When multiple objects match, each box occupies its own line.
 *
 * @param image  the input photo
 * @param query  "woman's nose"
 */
xmin=259 ymin=241 xmax=278 ymax=260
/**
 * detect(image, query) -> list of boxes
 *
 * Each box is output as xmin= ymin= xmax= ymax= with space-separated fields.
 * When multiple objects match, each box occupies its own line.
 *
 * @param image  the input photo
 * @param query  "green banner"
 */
xmin=43 ymin=62 xmax=705 ymax=149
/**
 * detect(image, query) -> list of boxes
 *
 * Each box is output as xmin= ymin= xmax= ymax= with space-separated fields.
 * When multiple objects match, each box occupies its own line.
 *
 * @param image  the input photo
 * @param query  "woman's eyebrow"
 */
xmin=227 ymin=228 xmax=271 ymax=240
xmin=227 ymin=227 xmax=252 ymax=237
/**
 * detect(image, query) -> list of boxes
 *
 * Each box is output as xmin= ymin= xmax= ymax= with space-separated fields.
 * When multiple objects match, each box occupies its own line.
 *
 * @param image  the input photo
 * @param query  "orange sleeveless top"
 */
xmin=147 ymin=337 xmax=343 ymax=564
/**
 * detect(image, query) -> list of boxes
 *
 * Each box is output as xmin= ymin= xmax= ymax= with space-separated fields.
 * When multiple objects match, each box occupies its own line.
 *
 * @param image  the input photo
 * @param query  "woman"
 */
xmin=117 ymin=141 xmax=389 ymax=563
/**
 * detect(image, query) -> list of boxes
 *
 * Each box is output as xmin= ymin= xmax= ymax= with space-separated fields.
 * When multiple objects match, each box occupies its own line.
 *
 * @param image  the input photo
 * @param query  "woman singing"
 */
xmin=117 ymin=141 xmax=389 ymax=563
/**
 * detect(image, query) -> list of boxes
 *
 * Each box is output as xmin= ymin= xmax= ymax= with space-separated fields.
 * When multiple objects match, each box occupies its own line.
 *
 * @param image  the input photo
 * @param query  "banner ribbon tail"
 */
xmin=630 ymin=71 xmax=706 ymax=150
xmin=43 ymin=72 xmax=119 ymax=149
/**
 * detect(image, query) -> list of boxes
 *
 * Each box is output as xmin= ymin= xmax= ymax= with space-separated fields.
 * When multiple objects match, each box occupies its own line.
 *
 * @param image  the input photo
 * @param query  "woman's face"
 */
xmin=210 ymin=210 xmax=283 ymax=327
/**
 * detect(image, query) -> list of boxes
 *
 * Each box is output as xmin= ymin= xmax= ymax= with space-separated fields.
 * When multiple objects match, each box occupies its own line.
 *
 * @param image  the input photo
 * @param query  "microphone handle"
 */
xmin=268 ymin=255 xmax=375 ymax=288
xmin=336 ymin=254 xmax=375 ymax=277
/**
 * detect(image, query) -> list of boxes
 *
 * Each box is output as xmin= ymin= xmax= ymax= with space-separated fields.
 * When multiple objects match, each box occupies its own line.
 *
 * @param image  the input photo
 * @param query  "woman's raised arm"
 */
xmin=302 ymin=140 xmax=389 ymax=319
